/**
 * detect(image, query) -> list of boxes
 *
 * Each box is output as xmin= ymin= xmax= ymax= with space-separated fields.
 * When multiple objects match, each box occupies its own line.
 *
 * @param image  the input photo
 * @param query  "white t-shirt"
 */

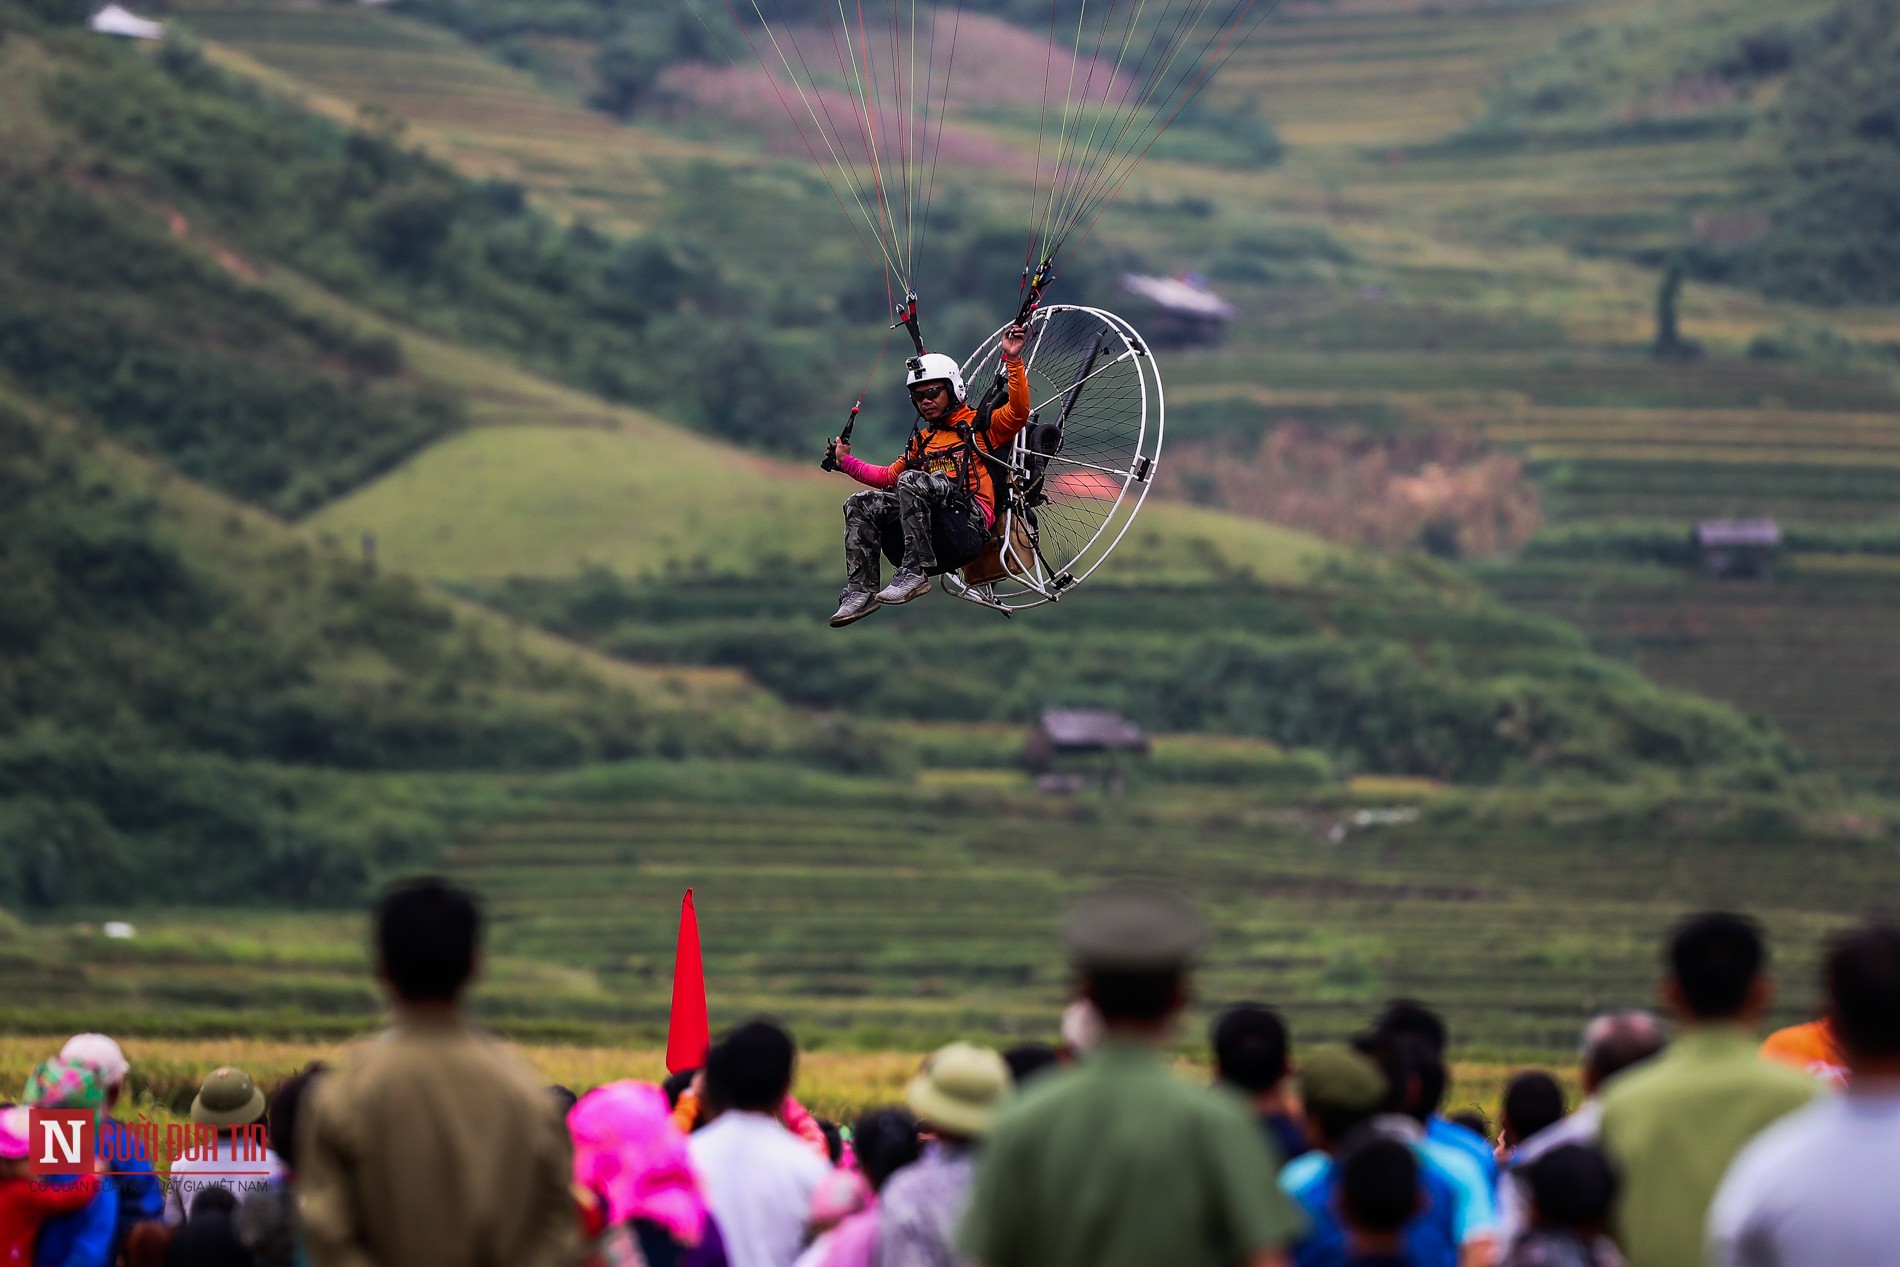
xmin=689 ymin=1110 xmax=830 ymax=1267
xmin=163 ymin=1132 xmax=284 ymax=1223
xmin=1706 ymin=1089 xmax=1897 ymax=1267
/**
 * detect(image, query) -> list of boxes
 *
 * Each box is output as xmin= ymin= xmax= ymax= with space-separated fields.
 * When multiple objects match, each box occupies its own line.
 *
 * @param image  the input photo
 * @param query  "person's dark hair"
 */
xmin=819 ymin=1120 xmax=845 ymax=1166
xmin=375 ymin=877 xmax=480 ymax=1003
xmin=123 ymin=1221 xmax=173 ymax=1267
xmin=1447 ymin=1108 xmax=1490 ymax=1141
xmin=1668 ymin=912 xmax=1766 ymax=1019
xmin=1375 ymin=999 xmax=1448 ymax=1055
xmin=851 ymin=1107 xmax=922 ymax=1192
xmin=1212 ymin=1005 xmax=1291 ymax=1094
xmin=190 ymin=1186 xmax=239 ymax=1222
xmin=547 ymin=1085 xmax=578 ymax=1117
xmin=1084 ymin=968 xmax=1183 ymax=1024
xmin=1827 ymin=922 xmax=1900 ymax=1059
xmin=1003 ymin=1043 xmax=1059 ymax=1086
xmin=165 ymin=1208 xmax=252 ymax=1267
xmin=1352 ymin=1031 xmax=1424 ymax=1121
xmin=1581 ymin=1010 xmax=1667 ymax=1088
xmin=1411 ymin=1045 xmax=1448 ymax=1117
xmin=1525 ymin=1144 xmax=1618 ymax=1230
xmin=266 ymin=1063 xmax=327 ymax=1171
xmin=1338 ymin=1135 xmax=1418 ymax=1235
xmin=166 ymin=1200 xmax=251 ymax=1267
xmin=704 ymin=1020 xmax=797 ymax=1113
xmin=1501 ymin=1071 xmax=1566 ymax=1144
xmin=661 ymin=1068 xmax=697 ymax=1109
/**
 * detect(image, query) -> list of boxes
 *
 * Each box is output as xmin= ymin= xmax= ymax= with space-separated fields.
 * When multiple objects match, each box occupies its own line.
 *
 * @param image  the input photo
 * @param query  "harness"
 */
xmin=903 ymin=389 xmax=1006 ymax=510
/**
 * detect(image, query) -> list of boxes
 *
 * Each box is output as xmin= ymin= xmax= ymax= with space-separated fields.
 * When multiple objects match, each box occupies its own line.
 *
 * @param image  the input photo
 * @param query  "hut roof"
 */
xmin=1035 ymin=708 xmax=1148 ymax=751
xmin=1121 ymin=272 xmax=1237 ymax=320
xmin=1694 ymin=518 xmax=1781 ymax=548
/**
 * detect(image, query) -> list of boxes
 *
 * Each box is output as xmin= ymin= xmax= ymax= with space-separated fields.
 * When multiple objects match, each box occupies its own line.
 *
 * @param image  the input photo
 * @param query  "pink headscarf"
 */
xmin=569 ymin=1081 xmax=711 ymax=1246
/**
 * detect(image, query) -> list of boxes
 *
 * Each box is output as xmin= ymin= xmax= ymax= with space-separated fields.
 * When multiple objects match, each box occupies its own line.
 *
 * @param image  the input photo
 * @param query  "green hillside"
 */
xmin=0 ymin=383 xmax=796 ymax=911
xmin=307 ymin=420 xmax=1336 ymax=586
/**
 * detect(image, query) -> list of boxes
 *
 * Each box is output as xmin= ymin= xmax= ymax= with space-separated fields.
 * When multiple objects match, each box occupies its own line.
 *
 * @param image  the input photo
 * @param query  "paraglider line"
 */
xmin=915 ymin=2 xmax=959 ymax=280
xmin=730 ymin=1 xmax=905 ymax=291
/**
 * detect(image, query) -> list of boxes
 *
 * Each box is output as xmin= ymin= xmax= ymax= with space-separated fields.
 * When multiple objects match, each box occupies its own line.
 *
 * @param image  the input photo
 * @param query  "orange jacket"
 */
xmin=844 ymin=356 xmax=1031 ymax=521
xmin=1760 ymin=1019 xmax=1849 ymax=1086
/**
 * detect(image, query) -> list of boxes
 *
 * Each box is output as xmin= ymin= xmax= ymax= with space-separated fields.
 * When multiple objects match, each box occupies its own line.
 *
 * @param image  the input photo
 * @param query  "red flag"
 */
xmin=666 ymin=889 xmax=710 ymax=1075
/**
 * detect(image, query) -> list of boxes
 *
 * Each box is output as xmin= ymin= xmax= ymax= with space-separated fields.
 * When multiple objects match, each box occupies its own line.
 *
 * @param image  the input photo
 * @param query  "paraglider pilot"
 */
xmin=825 ymin=324 xmax=1030 ymax=627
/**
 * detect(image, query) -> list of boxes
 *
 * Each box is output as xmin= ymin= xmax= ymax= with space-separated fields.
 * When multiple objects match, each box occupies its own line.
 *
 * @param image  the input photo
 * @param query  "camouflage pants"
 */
xmin=843 ymin=469 xmax=989 ymax=591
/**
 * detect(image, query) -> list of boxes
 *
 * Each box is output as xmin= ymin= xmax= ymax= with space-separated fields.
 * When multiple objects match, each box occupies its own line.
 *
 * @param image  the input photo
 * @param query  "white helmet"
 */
xmin=905 ymin=352 xmax=965 ymax=404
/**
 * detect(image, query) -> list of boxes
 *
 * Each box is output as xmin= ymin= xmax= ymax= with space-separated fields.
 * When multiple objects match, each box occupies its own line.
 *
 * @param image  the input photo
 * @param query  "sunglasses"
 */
xmin=910 ymin=385 xmax=948 ymax=401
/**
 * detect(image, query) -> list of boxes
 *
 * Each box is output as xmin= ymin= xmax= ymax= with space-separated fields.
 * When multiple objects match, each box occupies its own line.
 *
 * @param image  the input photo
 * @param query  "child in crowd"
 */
xmin=1497 ymin=1072 xmax=1567 ymax=1166
xmin=1503 ymin=1145 xmax=1623 ymax=1267
xmin=1337 ymin=1136 xmax=1421 ymax=1267
xmin=0 ymin=1106 xmax=104 ymax=1267
xmin=794 ymin=1108 xmax=921 ymax=1267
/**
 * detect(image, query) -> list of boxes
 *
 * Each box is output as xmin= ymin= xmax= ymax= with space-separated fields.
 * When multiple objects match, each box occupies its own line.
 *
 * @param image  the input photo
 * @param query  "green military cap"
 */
xmin=191 ymin=1066 xmax=267 ymax=1127
xmin=1063 ymin=882 xmax=1208 ymax=970
xmin=1297 ymin=1045 xmax=1386 ymax=1114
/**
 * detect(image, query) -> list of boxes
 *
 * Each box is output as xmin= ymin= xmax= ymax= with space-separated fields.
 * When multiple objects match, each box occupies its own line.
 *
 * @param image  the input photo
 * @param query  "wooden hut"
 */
xmin=1022 ymin=709 xmax=1150 ymax=792
xmin=1692 ymin=518 xmax=1780 ymax=579
xmin=1119 ymin=272 xmax=1238 ymax=349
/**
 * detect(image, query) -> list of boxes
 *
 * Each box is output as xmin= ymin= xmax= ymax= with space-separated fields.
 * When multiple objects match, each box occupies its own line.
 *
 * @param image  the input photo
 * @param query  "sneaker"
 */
xmin=828 ymin=589 xmax=880 ymax=628
xmin=876 ymin=568 xmax=932 ymax=606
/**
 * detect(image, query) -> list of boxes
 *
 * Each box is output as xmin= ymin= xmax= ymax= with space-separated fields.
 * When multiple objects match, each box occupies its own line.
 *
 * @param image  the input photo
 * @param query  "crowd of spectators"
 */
xmin=1 ymin=877 xmax=1895 ymax=1267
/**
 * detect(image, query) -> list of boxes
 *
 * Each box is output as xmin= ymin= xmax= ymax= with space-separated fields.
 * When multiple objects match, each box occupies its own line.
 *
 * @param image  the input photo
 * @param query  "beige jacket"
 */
xmin=300 ymin=1013 xmax=577 ymax=1267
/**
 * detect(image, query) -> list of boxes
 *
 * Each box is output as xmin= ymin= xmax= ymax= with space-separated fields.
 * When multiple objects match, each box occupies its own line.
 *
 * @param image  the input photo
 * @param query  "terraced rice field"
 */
xmin=179 ymin=3 xmax=680 ymax=235
xmin=1488 ymin=561 xmax=1900 ymax=779
xmin=7 ymin=770 xmax=1887 ymax=1054
xmin=446 ymin=783 xmax=1881 ymax=1053
xmin=1226 ymin=0 xmax=1610 ymax=147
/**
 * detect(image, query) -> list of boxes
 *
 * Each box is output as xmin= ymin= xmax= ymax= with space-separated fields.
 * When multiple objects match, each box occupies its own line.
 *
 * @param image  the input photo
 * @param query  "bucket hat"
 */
xmin=905 ymin=1043 xmax=1011 ymax=1139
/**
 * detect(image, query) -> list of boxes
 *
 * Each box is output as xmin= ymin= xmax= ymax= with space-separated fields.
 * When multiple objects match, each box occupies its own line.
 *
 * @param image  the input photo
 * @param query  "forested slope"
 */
xmin=0 ymin=389 xmax=801 ymax=909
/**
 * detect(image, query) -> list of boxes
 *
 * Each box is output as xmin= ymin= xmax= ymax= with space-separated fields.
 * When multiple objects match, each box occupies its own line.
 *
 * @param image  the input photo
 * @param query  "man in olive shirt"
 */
xmin=1598 ymin=912 xmax=1818 ymax=1267
xmin=960 ymin=883 xmax=1302 ymax=1267
xmin=302 ymin=879 xmax=577 ymax=1267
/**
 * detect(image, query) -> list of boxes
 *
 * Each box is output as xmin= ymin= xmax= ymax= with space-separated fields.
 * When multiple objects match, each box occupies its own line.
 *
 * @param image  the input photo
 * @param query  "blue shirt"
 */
xmin=1280 ymin=1149 xmax=1463 ymax=1267
xmin=1415 ymin=1132 xmax=1497 ymax=1242
xmin=1263 ymin=1111 xmax=1311 ymax=1168
xmin=1427 ymin=1116 xmax=1497 ymax=1188
xmin=34 ymin=1178 xmax=115 ymax=1267
xmin=97 ymin=1118 xmax=165 ymax=1252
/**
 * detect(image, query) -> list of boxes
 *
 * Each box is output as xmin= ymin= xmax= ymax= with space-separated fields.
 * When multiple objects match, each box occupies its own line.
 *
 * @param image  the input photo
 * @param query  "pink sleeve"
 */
xmin=839 ymin=454 xmax=898 ymax=489
xmin=780 ymin=1095 xmax=831 ymax=1161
